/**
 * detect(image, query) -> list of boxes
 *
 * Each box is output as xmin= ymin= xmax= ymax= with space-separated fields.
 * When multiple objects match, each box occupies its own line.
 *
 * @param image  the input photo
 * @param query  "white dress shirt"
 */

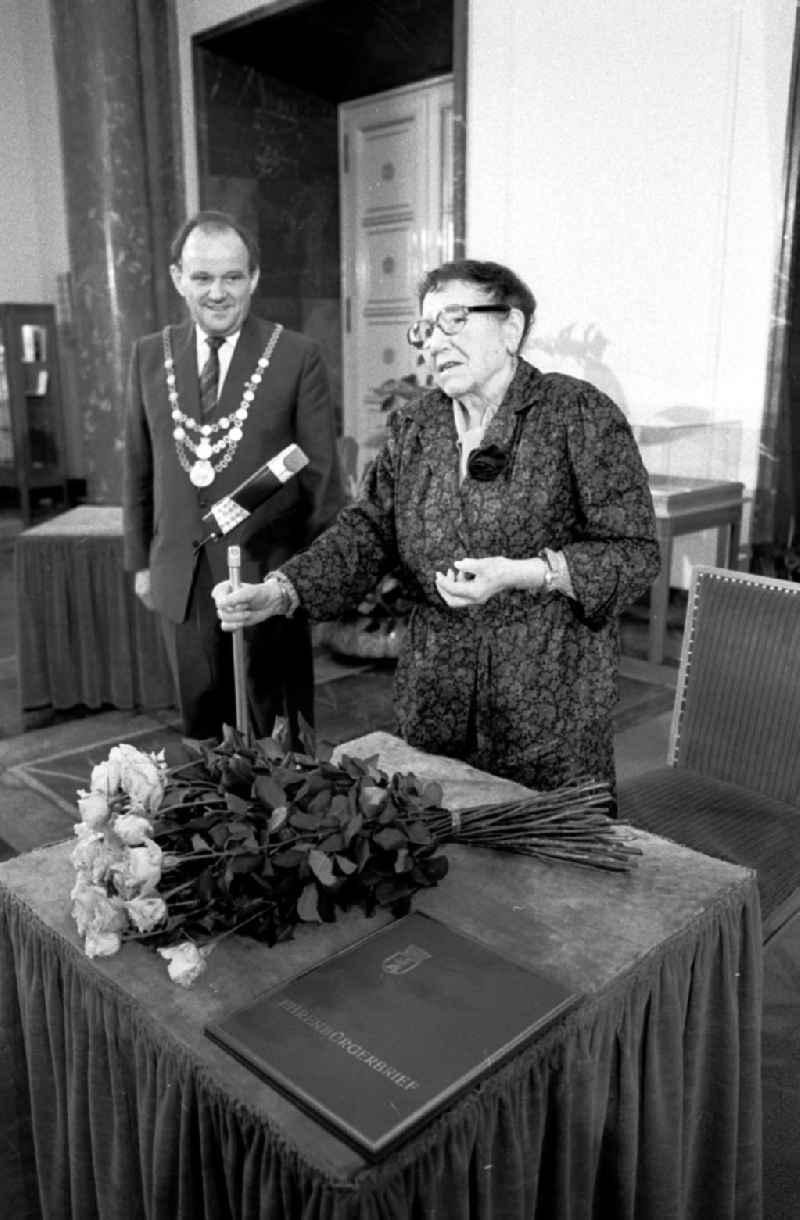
xmin=195 ymin=328 xmax=240 ymax=401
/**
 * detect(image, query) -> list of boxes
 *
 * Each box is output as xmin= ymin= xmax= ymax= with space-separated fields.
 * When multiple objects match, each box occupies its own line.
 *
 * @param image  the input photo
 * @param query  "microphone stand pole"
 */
xmin=227 ymin=545 xmax=250 ymax=741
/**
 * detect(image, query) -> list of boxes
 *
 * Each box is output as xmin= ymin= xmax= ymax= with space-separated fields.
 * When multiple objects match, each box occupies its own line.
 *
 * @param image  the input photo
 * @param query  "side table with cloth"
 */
xmin=15 ymin=506 xmax=174 ymax=717
xmin=646 ymin=476 xmax=744 ymax=667
xmin=0 ymin=733 xmax=762 ymax=1220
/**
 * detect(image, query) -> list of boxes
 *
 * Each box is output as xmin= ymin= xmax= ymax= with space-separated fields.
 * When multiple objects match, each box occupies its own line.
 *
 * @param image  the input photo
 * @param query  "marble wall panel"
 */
xmin=50 ymin=0 xmax=182 ymax=504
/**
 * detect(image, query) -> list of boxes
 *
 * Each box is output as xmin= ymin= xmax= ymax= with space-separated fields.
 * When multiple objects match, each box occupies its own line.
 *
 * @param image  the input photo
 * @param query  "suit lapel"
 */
xmin=172 ymin=319 xmax=200 ymax=420
xmin=219 ymin=315 xmax=272 ymax=419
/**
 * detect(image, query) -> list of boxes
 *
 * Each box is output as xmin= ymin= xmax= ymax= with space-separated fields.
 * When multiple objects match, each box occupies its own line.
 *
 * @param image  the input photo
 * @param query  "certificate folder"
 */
xmin=205 ymin=912 xmax=579 ymax=1160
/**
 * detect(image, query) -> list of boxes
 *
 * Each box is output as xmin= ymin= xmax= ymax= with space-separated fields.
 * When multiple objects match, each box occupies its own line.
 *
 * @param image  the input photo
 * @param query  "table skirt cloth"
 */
xmin=15 ymin=506 xmax=174 ymax=714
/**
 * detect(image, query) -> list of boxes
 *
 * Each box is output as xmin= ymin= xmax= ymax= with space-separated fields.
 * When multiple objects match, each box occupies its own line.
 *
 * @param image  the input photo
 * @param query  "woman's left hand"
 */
xmin=435 ymin=557 xmax=508 ymax=607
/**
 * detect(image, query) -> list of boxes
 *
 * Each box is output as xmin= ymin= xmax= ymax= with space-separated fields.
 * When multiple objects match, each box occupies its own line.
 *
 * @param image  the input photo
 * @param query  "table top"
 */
xmin=648 ymin=474 xmax=745 ymax=514
xmin=19 ymin=504 xmax=123 ymax=538
xmin=0 ymin=731 xmax=759 ymax=1185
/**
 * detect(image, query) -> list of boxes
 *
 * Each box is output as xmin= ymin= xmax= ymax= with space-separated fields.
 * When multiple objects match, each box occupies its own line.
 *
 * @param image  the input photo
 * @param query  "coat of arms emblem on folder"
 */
xmin=382 ymin=944 xmax=432 ymax=975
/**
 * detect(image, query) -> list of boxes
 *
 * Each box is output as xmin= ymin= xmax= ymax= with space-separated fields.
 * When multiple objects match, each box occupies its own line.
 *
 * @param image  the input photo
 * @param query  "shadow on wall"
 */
xmin=527 ymin=323 xmax=629 ymax=414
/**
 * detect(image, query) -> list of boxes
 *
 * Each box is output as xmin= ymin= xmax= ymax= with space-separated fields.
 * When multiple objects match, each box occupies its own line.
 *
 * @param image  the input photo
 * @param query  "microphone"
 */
xmin=196 ymin=443 xmax=309 ymax=547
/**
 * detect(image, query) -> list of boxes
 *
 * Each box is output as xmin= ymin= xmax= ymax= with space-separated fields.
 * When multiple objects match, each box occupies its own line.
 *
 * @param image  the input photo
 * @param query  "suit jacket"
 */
xmin=123 ymin=313 xmax=344 ymax=623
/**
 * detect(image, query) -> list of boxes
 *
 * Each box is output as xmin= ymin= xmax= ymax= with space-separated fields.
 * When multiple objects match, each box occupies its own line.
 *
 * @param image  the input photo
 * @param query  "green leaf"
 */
xmin=319 ymin=832 xmax=345 ymax=853
xmin=297 ymin=712 xmax=317 ymax=758
xmin=297 ymin=883 xmax=321 ymax=922
xmin=303 ymin=771 xmax=333 ymax=797
xmin=373 ymin=827 xmax=406 ymax=852
xmin=289 ymin=809 xmax=323 ymax=832
xmin=272 ymin=848 xmax=307 ymax=869
xmin=229 ymin=853 xmax=262 ymax=874
xmin=308 ymin=848 xmax=336 ymax=887
xmin=328 ymin=794 xmax=351 ymax=824
xmin=308 ymin=787 xmax=332 ymax=816
xmin=343 ymin=812 xmax=363 ymax=845
xmin=334 ymin=854 xmax=357 ymax=875
xmin=227 ymin=755 xmax=255 ymax=783
xmin=405 ymin=820 xmax=434 ymax=846
xmin=225 ymin=792 xmax=252 ymax=815
xmin=267 ymin=805 xmax=288 ymax=833
xmin=377 ymin=796 xmax=401 ymax=824
xmin=226 ymin=822 xmax=254 ymax=840
xmin=339 ymin=754 xmax=369 ymax=780
xmin=254 ymin=736 xmax=285 ymax=761
xmin=253 ymin=774 xmax=288 ymax=810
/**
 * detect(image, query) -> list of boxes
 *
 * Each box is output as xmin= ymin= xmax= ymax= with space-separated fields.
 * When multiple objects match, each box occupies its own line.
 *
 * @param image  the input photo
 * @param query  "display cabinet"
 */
xmin=0 ymin=303 xmax=70 ymax=523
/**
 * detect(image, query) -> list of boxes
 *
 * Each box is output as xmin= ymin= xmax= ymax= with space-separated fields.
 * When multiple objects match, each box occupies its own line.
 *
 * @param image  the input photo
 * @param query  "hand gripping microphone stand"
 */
xmin=226 ymin=545 xmax=250 ymax=740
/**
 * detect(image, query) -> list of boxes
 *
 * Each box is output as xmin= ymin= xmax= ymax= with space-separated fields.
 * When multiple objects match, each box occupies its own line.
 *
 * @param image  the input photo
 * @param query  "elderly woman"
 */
xmin=213 ymin=259 xmax=660 ymax=797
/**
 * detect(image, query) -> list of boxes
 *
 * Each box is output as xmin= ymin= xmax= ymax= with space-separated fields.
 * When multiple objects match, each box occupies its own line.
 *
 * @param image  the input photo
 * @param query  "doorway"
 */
xmin=340 ymin=75 xmax=454 ymax=473
xmin=192 ymin=0 xmax=466 ymax=471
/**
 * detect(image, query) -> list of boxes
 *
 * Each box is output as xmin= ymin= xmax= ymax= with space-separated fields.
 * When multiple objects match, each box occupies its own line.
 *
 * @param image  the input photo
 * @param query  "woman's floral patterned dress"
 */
xmin=282 ymin=360 xmax=660 ymax=793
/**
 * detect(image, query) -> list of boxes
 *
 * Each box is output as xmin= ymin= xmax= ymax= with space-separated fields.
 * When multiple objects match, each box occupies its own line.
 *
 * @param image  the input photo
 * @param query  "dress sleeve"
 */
xmin=560 ymin=387 xmax=661 ymax=623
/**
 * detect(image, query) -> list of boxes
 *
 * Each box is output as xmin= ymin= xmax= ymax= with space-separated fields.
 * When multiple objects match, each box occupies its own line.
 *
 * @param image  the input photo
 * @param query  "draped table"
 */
xmin=15 ymin=505 xmax=174 ymax=718
xmin=0 ymin=732 xmax=762 ymax=1220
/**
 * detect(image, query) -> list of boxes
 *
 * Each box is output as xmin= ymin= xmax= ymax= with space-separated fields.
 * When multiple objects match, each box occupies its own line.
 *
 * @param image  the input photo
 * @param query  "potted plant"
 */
xmin=318 ymin=365 xmax=432 ymax=661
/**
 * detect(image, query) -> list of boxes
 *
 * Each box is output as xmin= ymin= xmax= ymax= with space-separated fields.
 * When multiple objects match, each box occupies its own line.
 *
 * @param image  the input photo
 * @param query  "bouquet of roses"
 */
xmin=69 ymin=721 xmax=639 ymax=987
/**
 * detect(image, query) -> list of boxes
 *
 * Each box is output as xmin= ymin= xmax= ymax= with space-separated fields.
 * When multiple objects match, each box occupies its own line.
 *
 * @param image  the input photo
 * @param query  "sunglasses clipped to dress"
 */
xmin=406 ymin=304 xmax=509 ymax=349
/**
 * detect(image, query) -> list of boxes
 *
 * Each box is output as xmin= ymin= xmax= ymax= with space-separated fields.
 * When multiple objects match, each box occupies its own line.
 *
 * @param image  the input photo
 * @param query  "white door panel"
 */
xmin=340 ymin=76 xmax=453 ymax=479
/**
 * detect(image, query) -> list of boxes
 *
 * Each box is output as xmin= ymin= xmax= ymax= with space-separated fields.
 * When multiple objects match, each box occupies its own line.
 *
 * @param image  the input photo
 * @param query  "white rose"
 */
xmin=70 ymin=877 xmax=104 ymax=936
xmin=76 ymin=790 xmax=110 ymax=829
xmin=111 ymin=838 xmax=163 ymax=898
xmin=113 ymin=813 xmax=154 ymax=846
xmin=84 ymin=929 xmax=123 ymax=958
xmin=71 ymin=881 xmax=127 ymax=947
xmin=158 ymin=941 xmax=211 ymax=988
xmin=125 ymin=894 xmax=167 ymax=933
xmin=70 ymin=826 xmax=119 ymax=884
xmin=110 ymin=744 xmax=167 ymax=813
xmin=90 ymin=756 xmax=122 ymax=797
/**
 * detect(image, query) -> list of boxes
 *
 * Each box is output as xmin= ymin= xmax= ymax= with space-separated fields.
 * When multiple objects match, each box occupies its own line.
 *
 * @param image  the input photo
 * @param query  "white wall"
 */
xmin=468 ymin=0 xmax=795 ymax=513
xmin=0 ymin=0 xmax=69 ymax=304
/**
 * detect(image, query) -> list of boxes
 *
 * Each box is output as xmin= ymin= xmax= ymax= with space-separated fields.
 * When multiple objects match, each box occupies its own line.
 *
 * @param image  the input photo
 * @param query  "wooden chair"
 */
xmin=617 ymin=564 xmax=800 ymax=943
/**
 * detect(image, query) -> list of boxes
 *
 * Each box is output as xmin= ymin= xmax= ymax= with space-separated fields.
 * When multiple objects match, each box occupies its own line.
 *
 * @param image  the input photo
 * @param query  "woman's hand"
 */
xmin=435 ymin=555 xmax=550 ymax=607
xmin=435 ymin=557 xmax=510 ymax=607
xmin=211 ymin=577 xmax=286 ymax=631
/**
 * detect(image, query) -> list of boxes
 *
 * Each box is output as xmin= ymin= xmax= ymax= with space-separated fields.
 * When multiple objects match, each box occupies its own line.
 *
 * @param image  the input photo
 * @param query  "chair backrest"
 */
xmin=668 ymin=565 xmax=800 ymax=805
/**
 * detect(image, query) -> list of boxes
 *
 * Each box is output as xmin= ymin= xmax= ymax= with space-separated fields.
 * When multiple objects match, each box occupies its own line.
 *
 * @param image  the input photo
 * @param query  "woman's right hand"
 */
xmin=212 ymin=577 xmax=286 ymax=631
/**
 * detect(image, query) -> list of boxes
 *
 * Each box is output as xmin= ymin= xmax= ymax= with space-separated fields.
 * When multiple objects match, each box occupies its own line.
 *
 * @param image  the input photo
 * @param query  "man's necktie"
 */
xmin=199 ymin=335 xmax=224 ymax=417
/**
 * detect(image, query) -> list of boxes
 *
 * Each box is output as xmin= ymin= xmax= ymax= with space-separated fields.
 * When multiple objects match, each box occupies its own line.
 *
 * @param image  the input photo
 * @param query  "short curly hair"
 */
xmin=417 ymin=259 xmax=536 ymax=345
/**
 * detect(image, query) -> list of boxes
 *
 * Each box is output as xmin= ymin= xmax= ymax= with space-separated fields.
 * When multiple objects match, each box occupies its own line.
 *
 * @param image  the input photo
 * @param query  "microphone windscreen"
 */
xmin=201 ymin=444 xmax=309 ymax=538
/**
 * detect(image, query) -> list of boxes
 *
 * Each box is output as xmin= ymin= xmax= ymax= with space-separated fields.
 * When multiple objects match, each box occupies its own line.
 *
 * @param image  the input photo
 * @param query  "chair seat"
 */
xmin=618 ymin=766 xmax=800 ymax=941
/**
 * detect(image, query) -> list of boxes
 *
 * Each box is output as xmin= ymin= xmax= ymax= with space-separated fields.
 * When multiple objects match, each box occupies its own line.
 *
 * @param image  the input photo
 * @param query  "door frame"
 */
xmin=190 ymin=0 xmax=467 ymax=253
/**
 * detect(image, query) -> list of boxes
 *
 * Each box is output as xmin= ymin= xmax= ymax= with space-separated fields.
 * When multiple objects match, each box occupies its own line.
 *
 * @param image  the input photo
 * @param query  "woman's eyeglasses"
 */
xmin=406 ymin=304 xmax=509 ymax=349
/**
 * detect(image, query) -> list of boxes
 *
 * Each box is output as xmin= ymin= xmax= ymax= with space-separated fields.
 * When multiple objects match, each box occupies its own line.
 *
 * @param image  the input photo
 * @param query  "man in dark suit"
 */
xmin=123 ymin=210 xmax=344 ymax=741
